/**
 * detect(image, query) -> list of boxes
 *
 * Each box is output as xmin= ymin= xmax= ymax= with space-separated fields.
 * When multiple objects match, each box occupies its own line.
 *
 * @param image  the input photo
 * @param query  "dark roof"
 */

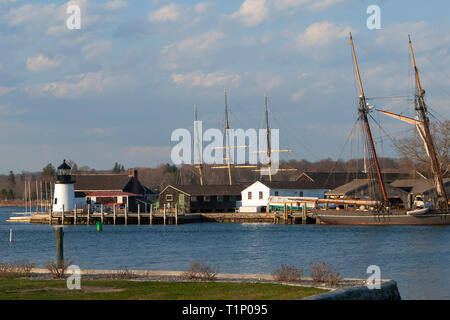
xmin=325 ymin=179 xmax=371 ymax=195
xmin=391 ymin=178 xmax=450 ymax=194
xmin=73 ymin=174 xmax=131 ymax=191
xmin=292 ymin=171 xmax=410 ymax=189
xmin=164 ymin=184 xmax=244 ymax=196
xmin=256 ymin=180 xmax=327 ymax=190
xmin=57 ymin=160 xmax=71 ymax=170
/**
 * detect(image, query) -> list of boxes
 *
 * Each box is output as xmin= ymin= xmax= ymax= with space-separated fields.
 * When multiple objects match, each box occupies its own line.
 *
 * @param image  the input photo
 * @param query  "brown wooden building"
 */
xmin=73 ymin=170 xmax=150 ymax=211
xmin=158 ymin=185 xmax=244 ymax=213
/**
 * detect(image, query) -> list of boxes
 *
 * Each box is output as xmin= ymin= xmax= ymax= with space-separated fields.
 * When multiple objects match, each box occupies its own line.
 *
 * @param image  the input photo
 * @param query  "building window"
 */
xmin=299 ymin=191 xmax=304 ymax=197
xmin=259 ymin=191 xmax=263 ymax=200
xmin=204 ymin=196 xmax=211 ymax=202
xmin=274 ymin=191 xmax=279 ymax=196
xmin=248 ymin=192 xmax=252 ymax=200
xmin=217 ymin=196 xmax=224 ymax=202
xmin=166 ymin=194 xmax=173 ymax=202
xmin=191 ymin=196 xmax=198 ymax=202
xmin=54 ymin=198 xmax=58 ymax=204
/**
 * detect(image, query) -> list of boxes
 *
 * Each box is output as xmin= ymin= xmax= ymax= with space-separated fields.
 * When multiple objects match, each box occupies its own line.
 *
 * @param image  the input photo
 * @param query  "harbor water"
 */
xmin=1 ymin=207 xmax=449 ymax=299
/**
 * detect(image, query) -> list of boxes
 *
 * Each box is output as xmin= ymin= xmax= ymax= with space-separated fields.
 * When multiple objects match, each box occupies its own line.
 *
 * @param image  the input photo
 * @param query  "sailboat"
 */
xmin=309 ymin=34 xmax=449 ymax=225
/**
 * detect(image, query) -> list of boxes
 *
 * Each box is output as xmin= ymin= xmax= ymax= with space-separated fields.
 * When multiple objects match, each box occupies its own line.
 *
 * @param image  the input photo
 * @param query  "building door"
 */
xmin=179 ymin=194 xmax=185 ymax=208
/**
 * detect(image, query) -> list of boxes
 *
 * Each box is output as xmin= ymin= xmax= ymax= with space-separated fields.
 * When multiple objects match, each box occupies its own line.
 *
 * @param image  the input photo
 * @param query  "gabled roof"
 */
xmin=161 ymin=184 xmax=244 ymax=196
xmin=74 ymin=174 xmax=131 ymax=191
xmin=390 ymin=178 xmax=450 ymax=194
xmin=325 ymin=179 xmax=371 ymax=196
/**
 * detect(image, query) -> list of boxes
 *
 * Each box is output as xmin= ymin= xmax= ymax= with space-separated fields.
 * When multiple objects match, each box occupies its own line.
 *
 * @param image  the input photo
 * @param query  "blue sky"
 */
xmin=0 ymin=0 xmax=449 ymax=173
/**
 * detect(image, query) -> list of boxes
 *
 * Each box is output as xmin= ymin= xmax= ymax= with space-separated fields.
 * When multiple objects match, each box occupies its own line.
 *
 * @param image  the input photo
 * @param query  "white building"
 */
xmin=239 ymin=181 xmax=330 ymax=212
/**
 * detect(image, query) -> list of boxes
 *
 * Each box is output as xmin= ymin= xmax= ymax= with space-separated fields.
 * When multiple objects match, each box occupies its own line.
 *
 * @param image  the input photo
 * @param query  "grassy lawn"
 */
xmin=0 ymin=279 xmax=328 ymax=300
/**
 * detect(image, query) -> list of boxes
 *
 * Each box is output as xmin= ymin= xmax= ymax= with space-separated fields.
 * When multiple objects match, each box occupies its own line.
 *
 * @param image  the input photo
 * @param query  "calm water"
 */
xmin=1 ymin=207 xmax=449 ymax=299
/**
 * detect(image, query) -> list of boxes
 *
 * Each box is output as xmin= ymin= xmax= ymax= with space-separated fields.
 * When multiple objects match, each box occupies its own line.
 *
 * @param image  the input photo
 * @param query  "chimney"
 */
xmin=128 ymin=169 xmax=138 ymax=180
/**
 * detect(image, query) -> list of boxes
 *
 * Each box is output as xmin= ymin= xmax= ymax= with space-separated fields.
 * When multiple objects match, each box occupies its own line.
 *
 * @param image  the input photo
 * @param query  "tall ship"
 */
xmin=309 ymin=34 xmax=449 ymax=225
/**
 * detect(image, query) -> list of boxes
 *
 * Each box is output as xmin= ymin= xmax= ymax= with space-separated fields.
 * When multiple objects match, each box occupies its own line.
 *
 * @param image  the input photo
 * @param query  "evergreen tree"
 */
xmin=42 ymin=163 xmax=56 ymax=176
xmin=0 ymin=189 xmax=7 ymax=200
xmin=6 ymin=189 xmax=14 ymax=200
xmin=8 ymin=170 xmax=16 ymax=186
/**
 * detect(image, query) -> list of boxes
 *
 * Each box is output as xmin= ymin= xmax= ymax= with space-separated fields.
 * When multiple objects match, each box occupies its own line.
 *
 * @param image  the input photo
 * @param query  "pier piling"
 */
xmin=101 ymin=204 xmax=104 ymax=224
xmin=74 ymin=204 xmax=77 ymax=225
xmin=113 ymin=205 xmax=116 ymax=225
xmin=56 ymin=227 xmax=64 ymax=268
xmin=138 ymin=204 xmax=141 ymax=225
xmin=9 ymin=228 xmax=12 ymax=243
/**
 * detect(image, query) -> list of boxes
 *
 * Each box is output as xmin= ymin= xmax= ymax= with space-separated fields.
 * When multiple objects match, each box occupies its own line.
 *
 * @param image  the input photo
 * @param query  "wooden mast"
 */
xmin=253 ymin=94 xmax=296 ymax=180
xmin=265 ymin=94 xmax=273 ymax=181
xmin=194 ymin=104 xmax=204 ymax=186
xmin=224 ymin=88 xmax=233 ymax=185
xmin=409 ymin=35 xmax=448 ymax=209
xmin=350 ymin=33 xmax=389 ymax=206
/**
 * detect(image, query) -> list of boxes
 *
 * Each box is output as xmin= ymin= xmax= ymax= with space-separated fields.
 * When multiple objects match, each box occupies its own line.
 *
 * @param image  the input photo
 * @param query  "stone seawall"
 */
xmin=303 ymin=280 xmax=401 ymax=300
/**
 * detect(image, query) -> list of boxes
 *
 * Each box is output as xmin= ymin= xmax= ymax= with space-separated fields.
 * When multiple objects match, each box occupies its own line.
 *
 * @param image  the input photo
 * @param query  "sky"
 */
xmin=0 ymin=0 xmax=449 ymax=173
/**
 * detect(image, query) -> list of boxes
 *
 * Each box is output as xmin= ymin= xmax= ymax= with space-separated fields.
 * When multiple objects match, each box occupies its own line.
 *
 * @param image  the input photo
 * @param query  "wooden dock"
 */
xmin=28 ymin=210 xmax=314 ymax=225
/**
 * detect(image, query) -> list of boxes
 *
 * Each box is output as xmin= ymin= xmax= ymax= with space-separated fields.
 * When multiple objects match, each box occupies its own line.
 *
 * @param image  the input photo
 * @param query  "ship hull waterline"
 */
xmin=309 ymin=210 xmax=450 ymax=225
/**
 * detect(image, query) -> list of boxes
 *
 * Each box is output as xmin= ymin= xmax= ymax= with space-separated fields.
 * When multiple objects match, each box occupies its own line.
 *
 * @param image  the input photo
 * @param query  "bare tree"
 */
xmin=394 ymin=120 xmax=449 ymax=177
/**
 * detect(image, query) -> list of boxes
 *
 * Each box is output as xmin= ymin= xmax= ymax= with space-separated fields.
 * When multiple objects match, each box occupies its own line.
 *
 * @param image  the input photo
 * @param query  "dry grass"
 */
xmin=272 ymin=264 xmax=302 ymax=282
xmin=45 ymin=260 xmax=72 ymax=279
xmin=181 ymin=262 xmax=218 ymax=281
xmin=0 ymin=261 xmax=36 ymax=279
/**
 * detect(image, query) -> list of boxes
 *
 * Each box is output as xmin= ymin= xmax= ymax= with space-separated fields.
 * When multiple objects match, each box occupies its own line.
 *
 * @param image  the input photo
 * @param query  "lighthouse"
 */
xmin=53 ymin=160 xmax=75 ymax=213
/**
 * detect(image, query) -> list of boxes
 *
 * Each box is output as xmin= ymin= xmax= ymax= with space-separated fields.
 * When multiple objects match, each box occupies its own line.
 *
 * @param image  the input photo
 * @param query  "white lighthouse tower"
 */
xmin=52 ymin=160 xmax=75 ymax=213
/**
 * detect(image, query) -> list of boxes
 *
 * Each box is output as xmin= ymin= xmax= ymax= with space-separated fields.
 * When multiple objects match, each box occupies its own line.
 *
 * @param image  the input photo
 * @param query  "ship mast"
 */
xmin=409 ymin=35 xmax=448 ymax=209
xmin=350 ymin=33 xmax=389 ymax=206
xmin=194 ymin=104 xmax=204 ymax=186
xmin=252 ymin=94 xmax=296 ymax=180
xmin=224 ymin=88 xmax=233 ymax=185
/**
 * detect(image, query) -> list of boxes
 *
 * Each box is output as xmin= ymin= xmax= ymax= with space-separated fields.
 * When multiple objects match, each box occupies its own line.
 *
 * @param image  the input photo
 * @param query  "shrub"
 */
xmin=45 ymin=260 xmax=72 ymax=279
xmin=326 ymin=271 xmax=341 ymax=287
xmin=0 ymin=261 xmax=36 ymax=279
xmin=309 ymin=261 xmax=331 ymax=283
xmin=272 ymin=264 xmax=302 ymax=282
xmin=110 ymin=267 xmax=137 ymax=280
xmin=181 ymin=262 xmax=218 ymax=281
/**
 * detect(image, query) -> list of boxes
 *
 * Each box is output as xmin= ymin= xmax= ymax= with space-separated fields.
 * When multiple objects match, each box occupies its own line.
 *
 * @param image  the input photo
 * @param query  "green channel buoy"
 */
xmin=96 ymin=221 xmax=102 ymax=232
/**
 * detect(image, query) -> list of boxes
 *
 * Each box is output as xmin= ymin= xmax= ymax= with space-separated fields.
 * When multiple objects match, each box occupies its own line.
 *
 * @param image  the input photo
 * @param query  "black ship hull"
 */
xmin=309 ymin=210 xmax=450 ymax=225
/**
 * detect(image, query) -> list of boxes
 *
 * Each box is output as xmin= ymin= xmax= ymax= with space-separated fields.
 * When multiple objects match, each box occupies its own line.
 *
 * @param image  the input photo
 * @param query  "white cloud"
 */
xmin=194 ymin=2 xmax=211 ymax=14
xmin=291 ymin=89 xmax=305 ymax=101
xmin=171 ymin=71 xmax=241 ymax=88
xmin=82 ymin=40 xmax=112 ymax=60
xmin=148 ymin=3 xmax=180 ymax=23
xmin=104 ymin=0 xmax=128 ymax=10
xmin=160 ymin=31 xmax=224 ymax=68
xmin=26 ymin=54 xmax=60 ymax=72
xmin=0 ymin=86 xmax=16 ymax=95
xmin=296 ymin=21 xmax=352 ymax=49
xmin=274 ymin=0 xmax=344 ymax=12
xmin=232 ymin=0 xmax=269 ymax=27
xmin=26 ymin=72 xmax=113 ymax=98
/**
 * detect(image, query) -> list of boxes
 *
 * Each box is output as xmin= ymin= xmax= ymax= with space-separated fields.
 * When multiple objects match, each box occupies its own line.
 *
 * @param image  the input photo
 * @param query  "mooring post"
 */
xmin=175 ymin=204 xmax=178 ymax=225
xmin=56 ymin=227 xmax=64 ymax=268
xmin=87 ymin=203 xmax=90 ymax=225
xmin=138 ymin=204 xmax=141 ymax=225
xmin=101 ymin=204 xmax=104 ymax=224
xmin=62 ymin=205 xmax=65 ymax=225
xmin=163 ymin=204 xmax=166 ymax=225
xmin=9 ymin=228 xmax=12 ymax=243
xmin=113 ymin=205 xmax=116 ymax=225
xmin=125 ymin=204 xmax=128 ymax=226
xmin=49 ymin=208 xmax=52 ymax=225
xmin=74 ymin=204 xmax=77 ymax=225
xmin=150 ymin=205 xmax=153 ymax=225
xmin=302 ymin=203 xmax=307 ymax=225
